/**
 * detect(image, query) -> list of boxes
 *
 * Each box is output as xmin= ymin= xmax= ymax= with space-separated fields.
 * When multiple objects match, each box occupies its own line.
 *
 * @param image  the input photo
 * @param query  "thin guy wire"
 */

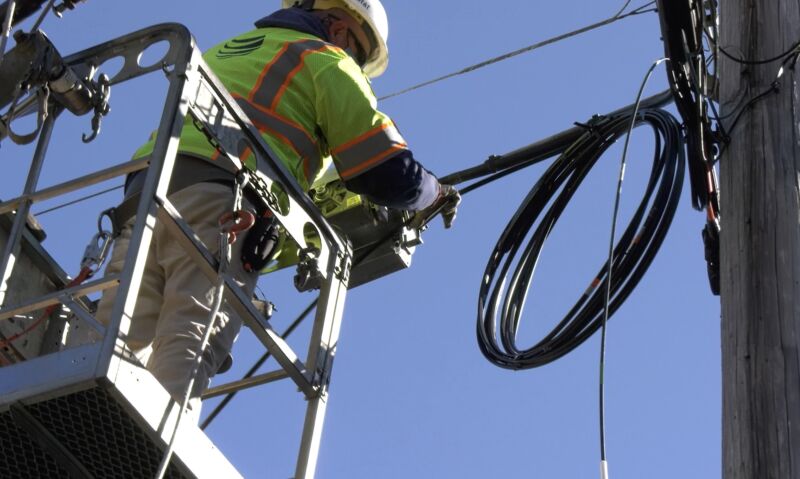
xmin=378 ymin=1 xmax=656 ymax=101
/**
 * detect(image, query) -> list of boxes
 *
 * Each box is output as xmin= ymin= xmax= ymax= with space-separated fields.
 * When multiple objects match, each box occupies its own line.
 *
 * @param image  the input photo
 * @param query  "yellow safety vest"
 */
xmin=133 ymin=27 xmax=408 ymax=191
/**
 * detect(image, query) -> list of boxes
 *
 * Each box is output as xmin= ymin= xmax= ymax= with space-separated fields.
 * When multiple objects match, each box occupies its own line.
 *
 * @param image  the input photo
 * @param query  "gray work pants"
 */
xmin=95 ymin=182 xmax=258 ymax=416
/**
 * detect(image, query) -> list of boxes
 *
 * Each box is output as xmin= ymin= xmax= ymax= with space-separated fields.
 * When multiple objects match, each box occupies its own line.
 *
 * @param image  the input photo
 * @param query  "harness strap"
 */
xmin=107 ymin=179 xmax=263 ymax=237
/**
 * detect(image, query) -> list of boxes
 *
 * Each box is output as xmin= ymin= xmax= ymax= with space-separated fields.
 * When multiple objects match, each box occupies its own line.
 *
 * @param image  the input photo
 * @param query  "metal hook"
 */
xmin=80 ymin=230 xmax=113 ymax=273
xmin=81 ymin=113 xmax=101 ymax=143
xmin=81 ymin=74 xmax=110 ymax=143
xmin=218 ymin=210 xmax=256 ymax=244
xmin=7 ymin=85 xmax=49 ymax=145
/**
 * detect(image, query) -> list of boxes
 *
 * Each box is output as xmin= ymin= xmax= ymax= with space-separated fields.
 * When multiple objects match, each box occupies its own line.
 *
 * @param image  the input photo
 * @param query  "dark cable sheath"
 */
xmin=475 ymin=107 xmax=685 ymax=370
xmin=718 ymin=41 xmax=800 ymax=66
xmin=203 ymin=97 xmax=684 ymax=430
xmin=441 ymin=91 xmax=674 ymax=189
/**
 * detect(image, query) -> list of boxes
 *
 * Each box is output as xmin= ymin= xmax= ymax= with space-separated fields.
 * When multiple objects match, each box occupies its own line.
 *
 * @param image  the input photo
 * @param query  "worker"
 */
xmin=95 ymin=0 xmax=460 ymax=418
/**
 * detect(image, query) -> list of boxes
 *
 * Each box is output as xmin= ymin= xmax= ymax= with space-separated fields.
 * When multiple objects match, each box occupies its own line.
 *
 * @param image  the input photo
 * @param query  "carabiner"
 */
xmin=219 ymin=210 xmax=256 ymax=244
xmin=80 ymin=230 xmax=113 ymax=273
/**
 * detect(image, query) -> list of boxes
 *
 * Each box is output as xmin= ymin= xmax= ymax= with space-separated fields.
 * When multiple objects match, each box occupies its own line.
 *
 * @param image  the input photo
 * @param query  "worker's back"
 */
xmin=132 ymin=8 xmax=404 ymax=193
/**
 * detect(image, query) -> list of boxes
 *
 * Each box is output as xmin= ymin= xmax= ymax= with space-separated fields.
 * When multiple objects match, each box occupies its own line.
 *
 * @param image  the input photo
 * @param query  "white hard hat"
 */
xmin=282 ymin=0 xmax=389 ymax=77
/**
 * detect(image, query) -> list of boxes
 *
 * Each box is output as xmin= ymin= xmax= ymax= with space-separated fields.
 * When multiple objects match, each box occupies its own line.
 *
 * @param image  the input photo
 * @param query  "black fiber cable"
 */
xmin=718 ymin=40 xmax=800 ymax=66
xmin=476 ymin=107 xmax=685 ymax=370
xmin=202 ymin=103 xmax=685 ymax=427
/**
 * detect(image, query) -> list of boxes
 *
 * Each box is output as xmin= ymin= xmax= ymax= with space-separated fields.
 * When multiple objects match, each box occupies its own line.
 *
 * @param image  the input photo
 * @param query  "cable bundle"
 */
xmin=477 ymin=108 xmax=684 ymax=369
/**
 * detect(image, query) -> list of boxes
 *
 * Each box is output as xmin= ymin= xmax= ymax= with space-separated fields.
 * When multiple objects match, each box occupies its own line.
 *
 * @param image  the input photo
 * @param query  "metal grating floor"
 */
xmin=0 ymin=412 xmax=70 ymax=478
xmin=1 ymin=388 xmax=189 ymax=479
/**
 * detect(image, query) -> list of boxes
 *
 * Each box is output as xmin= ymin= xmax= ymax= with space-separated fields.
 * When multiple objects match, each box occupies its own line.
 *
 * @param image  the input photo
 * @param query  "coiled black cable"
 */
xmin=477 ymin=108 xmax=685 ymax=369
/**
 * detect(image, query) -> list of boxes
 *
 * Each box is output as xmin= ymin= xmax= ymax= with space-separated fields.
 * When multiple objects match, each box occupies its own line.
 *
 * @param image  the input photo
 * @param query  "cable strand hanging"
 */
xmin=598 ymin=56 xmax=667 ymax=473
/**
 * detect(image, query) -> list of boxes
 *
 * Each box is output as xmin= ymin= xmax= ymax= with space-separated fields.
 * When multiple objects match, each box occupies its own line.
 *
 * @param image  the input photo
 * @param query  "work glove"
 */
xmin=409 ymin=183 xmax=461 ymax=230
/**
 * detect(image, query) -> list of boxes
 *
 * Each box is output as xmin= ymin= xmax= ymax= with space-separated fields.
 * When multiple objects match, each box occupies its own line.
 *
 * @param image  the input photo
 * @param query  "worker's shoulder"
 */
xmin=254 ymin=28 xmax=361 ymax=77
xmin=205 ymin=27 xmax=343 ymax=62
xmin=251 ymin=27 xmax=344 ymax=56
xmin=264 ymin=28 xmax=349 ymax=64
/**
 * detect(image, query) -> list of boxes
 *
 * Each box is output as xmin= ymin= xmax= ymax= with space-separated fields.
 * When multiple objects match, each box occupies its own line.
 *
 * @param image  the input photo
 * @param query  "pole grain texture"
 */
xmin=720 ymin=1 xmax=800 ymax=478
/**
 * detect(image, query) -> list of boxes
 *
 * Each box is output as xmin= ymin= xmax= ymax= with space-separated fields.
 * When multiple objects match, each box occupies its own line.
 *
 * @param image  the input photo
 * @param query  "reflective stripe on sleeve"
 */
xmin=333 ymin=123 xmax=408 ymax=179
xmin=234 ymin=96 xmax=321 ymax=181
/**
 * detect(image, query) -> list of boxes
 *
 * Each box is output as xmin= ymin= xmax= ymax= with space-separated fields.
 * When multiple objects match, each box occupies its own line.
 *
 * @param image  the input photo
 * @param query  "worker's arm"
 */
xmin=313 ymin=52 xmax=441 ymax=211
xmin=344 ymin=149 xmax=439 ymax=210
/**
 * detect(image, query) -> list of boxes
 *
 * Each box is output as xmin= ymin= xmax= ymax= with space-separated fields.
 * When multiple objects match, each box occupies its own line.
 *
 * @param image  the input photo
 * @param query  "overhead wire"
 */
xmin=718 ymin=39 xmax=800 ymax=66
xmin=378 ymin=1 xmax=657 ymax=101
xmin=34 ymin=184 xmax=124 ymax=216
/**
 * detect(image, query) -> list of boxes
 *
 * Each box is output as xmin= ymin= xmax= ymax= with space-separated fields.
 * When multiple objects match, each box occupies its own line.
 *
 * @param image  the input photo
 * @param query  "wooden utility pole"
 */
xmin=719 ymin=1 xmax=800 ymax=478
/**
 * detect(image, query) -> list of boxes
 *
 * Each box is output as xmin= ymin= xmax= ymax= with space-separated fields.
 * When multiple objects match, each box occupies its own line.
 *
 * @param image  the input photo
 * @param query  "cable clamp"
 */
xmin=574 ymin=114 xmax=609 ymax=140
xmin=294 ymin=248 xmax=322 ymax=292
xmin=333 ymin=249 xmax=352 ymax=285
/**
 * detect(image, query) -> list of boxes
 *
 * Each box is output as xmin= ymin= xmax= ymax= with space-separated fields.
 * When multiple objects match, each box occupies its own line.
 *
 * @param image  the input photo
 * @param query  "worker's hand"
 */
xmin=409 ymin=183 xmax=461 ymax=230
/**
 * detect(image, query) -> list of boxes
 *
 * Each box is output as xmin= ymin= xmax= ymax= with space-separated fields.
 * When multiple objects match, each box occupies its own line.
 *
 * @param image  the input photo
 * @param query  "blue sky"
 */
xmin=2 ymin=1 xmax=721 ymax=478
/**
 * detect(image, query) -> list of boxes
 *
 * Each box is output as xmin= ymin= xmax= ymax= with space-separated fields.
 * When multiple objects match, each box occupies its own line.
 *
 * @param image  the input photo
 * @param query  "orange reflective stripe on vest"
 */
xmin=234 ymin=96 xmax=322 ymax=181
